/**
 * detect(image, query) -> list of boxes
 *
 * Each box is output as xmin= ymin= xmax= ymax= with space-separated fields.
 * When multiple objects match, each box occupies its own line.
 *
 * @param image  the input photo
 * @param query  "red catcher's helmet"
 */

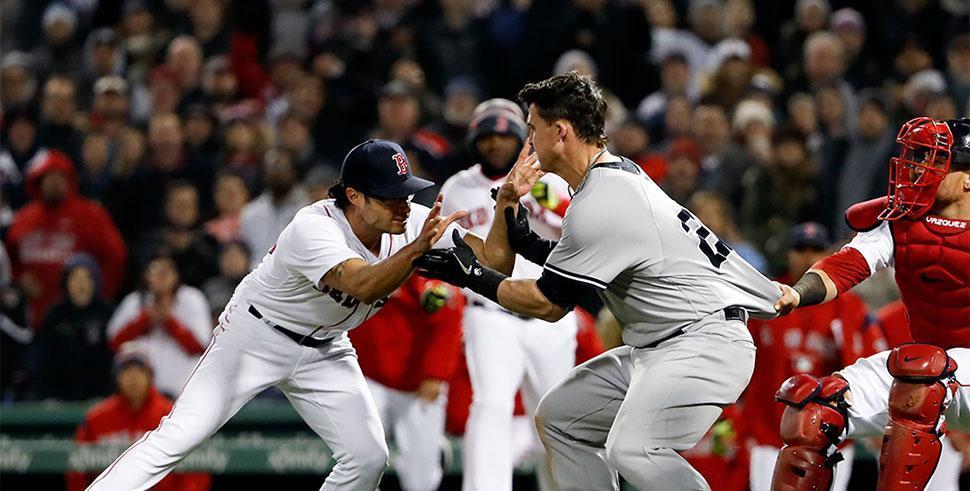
xmin=879 ymin=117 xmax=953 ymax=221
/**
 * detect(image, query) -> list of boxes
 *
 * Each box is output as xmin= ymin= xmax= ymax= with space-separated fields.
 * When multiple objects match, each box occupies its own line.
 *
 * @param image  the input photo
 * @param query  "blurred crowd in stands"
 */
xmin=1 ymin=0 xmax=968 ymax=487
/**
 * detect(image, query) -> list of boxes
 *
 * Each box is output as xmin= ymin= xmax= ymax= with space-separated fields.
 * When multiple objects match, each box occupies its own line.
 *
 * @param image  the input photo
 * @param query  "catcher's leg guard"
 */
xmin=771 ymin=374 xmax=850 ymax=491
xmin=876 ymin=344 xmax=958 ymax=491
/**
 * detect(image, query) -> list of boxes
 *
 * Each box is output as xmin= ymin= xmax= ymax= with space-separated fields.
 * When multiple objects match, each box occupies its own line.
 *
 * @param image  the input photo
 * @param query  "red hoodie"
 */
xmin=67 ymin=387 xmax=211 ymax=491
xmin=5 ymin=150 xmax=127 ymax=328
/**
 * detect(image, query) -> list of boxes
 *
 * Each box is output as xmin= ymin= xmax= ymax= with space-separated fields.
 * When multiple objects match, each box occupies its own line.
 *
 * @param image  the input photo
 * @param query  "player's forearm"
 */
xmin=332 ymin=246 xmax=423 ymax=304
xmin=497 ymin=279 xmax=568 ymax=322
xmin=811 ymin=247 xmax=873 ymax=295
xmin=479 ymin=198 xmax=517 ymax=274
xmin=793 ymin=269 xmax=839 ymax=307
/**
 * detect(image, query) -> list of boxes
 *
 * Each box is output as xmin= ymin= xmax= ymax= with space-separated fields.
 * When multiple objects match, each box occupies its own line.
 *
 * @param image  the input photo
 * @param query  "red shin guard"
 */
xmin=771 ymin=374 xmax=850 ymax=491
xmin=876 ymin=344 xmax=958 ymax=491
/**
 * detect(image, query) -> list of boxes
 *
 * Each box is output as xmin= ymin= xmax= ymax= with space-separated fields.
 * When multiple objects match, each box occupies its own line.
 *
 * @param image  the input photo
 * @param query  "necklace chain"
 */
xmin=570 ymin=148 xmax=609 ymax=197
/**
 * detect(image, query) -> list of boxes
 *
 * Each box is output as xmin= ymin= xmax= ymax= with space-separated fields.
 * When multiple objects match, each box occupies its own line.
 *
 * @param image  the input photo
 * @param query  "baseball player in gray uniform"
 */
xmin=415 ymin=73 xmax=783 ymax=490
xmin=86 ymin=140 xmax=518 ymax=491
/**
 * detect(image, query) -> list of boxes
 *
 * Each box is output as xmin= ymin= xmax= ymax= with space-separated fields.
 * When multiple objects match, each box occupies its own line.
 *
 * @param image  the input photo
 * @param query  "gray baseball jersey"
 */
xmin=544 ymin=158 xmax=779 ymax=347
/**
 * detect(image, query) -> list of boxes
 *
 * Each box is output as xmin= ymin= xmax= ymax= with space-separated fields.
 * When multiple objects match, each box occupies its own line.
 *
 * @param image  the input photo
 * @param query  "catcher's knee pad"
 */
xmin=771 ymin=374 xmax=849 ymax=491
xmin=876 ymin=343 xmax=958 ymax=491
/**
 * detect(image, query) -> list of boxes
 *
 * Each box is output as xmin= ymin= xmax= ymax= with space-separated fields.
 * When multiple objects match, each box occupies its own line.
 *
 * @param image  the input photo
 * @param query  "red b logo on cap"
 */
xmin=392 ymin=153 xmax=408 ymax=175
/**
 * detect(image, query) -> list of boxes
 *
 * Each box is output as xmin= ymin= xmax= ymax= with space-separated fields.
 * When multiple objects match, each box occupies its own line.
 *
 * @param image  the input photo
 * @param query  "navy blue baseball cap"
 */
xmin=790 ymin=222 xmax=831 ymax=250
xmin=340 ymin=139 xmax=434 ymax=199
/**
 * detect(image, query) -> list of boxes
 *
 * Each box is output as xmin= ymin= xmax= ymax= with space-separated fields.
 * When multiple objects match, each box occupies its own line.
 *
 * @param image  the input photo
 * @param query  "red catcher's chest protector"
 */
xmin=891 ymin=215 xmax=970 ymax=348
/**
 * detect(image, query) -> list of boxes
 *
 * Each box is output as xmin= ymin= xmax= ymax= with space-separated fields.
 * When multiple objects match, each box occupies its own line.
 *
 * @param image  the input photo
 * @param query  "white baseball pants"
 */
xmin=461 ymin=307 xmax=577 ymax=491
xmin=366 ymin=378 xmax=446 ymax=491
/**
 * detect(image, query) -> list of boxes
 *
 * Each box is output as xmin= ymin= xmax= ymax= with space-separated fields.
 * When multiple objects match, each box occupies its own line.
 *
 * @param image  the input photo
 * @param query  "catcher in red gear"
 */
xmin=771 ymin=117 xmax=970 ymax=491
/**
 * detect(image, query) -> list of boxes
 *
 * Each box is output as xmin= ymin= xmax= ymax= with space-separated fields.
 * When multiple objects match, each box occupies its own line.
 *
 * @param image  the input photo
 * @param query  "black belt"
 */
xmin=469 ymin=299 xmax=531 ymax=320
xmin=645 ymin=306 xmax=749 ymax=349
xmin=248 ymin=305 xmax=334 ymax=348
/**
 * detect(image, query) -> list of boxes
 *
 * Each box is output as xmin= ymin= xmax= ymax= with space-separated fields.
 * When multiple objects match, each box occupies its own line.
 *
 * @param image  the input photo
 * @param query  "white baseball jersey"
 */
xmin=544 ymin=158 xmax=780 ymax=347
xmin=439 ymin=163 xmax=568 ymax=306
xmin=229 ymin=199 xmax=462 ymax=337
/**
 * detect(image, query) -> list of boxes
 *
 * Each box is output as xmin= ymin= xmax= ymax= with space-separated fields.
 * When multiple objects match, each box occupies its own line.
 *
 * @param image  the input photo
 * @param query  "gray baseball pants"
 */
xmin=535 ymin=311 xmax=755 ymax=491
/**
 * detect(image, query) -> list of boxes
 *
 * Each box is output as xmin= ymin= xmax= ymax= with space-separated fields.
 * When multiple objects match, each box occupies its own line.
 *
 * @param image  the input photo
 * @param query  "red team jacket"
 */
xmin=814 ymin=198 xmax=970 ymax=348
xmin=349 ymin=275 xmax=465 ymax=393
xmin=5 ymin=151 xmax=126 ymax=328
xmin=67 ymin=388 xmax=211 ymax=491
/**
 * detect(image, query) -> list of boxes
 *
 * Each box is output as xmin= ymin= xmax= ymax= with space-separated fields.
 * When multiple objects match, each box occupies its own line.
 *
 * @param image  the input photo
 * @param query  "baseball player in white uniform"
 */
xmin=439 ymin=99 xmax=578 ymax=491
xmin=416 ymin=73 xmax=783 ymax=490
xmin=86 ymin=139 xmax=517 ymax=491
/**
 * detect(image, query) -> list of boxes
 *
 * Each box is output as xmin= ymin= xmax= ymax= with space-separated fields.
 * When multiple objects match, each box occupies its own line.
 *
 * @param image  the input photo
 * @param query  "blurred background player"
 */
xmin=67 ymin=343 xmax=211 ymax=491
xmin=745 ymin=222 xmax=886 ymax=491
xmin=349 ymin=275 xmax=464 ymax=491
xmin=772 ymin=117 xmax=970 ymax=490
xmin=438 ymin=98 xmax=578 ymax=491
xmin=443 ymin=306 xmax=606 ymax=485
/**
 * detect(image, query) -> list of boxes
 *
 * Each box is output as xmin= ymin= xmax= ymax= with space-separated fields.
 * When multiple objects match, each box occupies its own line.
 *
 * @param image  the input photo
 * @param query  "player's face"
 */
xmin=362 ymin=195 xmax=411 ymax=234
xmin=934 ymin=169 xmax=970 ymax=204
xmin=527 ymin=104 xmax=559 ymax=172
xmin=475 ymin=133 xmax=520 ymax=171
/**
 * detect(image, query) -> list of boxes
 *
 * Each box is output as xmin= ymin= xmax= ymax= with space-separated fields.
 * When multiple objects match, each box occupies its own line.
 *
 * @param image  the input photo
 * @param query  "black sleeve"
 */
xmin=535 ymin=267 xmax=596 ymax=310
xmin=503 ymin=205 xmax=558 ymax=265
xmin=518 ymin=238 xmax=558 ymax=265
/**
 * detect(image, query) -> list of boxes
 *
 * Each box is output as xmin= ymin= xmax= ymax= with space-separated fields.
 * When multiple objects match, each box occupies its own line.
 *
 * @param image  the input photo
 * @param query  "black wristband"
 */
xmin=793 ymin=271 xmax=827 ymax=306
xmin=468 ymin=267 xmax=507 ymax=303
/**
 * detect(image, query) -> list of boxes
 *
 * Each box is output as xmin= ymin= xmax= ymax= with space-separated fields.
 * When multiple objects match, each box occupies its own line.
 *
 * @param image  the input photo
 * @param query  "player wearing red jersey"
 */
xmin=772 ymin=117 xmax=970 ymax=490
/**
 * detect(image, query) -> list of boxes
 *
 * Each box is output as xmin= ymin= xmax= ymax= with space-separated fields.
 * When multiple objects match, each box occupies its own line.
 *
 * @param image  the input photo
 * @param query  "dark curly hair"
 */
xmin=517 ymin=72 xmax=608 ymax=147
xmin=328 ymin=180 xmax=351 ymax=209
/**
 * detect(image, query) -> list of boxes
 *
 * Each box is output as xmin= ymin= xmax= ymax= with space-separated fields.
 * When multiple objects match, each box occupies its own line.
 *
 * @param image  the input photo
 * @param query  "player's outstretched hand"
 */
xmin=414 ymin=230 xmax=484 ymax=288
xmin=773 ymin=281 xmax=800 ymax=316
xmin=415 ymin=194 xmax=468 ymax=252
xmin=496 ymin=142 xmax=543 ymax=203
